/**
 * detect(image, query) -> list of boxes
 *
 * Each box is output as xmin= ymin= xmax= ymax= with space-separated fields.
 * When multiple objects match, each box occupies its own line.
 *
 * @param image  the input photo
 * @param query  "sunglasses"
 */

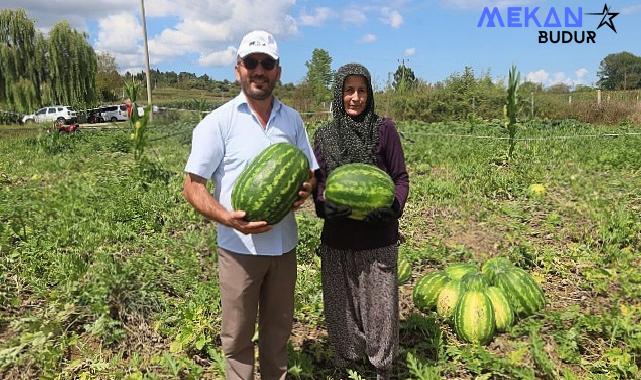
xmin=240 ymin=56 xmax=278 ymax=71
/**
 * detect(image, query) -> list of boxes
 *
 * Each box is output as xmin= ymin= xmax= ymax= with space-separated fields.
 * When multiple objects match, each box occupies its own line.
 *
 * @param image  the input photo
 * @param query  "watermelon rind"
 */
xmin=397 ymin=255 xmax=412 ymax=285
xmin=444 ymin=263 xmax=478 ymax=280
xmin=454 ymin=290 xmax=496 ymax=345
xmin=324 ymin=163 xmax=394 ymax=220
xmin=231 ymin=143 xmax=310 ymax=225
xmin=485 ymin=286 xmax=515 ymax=332
xmin=494 ymin=267 xmax=545 ymax=317
xmin=413 ymin=271 xmax=450 ymax=313
xmin=436 ymin=279 xmax=464 ymax=319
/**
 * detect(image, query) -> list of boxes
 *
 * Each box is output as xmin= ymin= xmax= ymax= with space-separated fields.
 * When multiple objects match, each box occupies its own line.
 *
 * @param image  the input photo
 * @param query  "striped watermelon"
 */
xmin=413 ymin=271 xmax=449 ymax=313
xmin=436 ymin=280 xmax=463 ymax=319
xmin=460 ymin=272 xmax=489 ymax=291
xmin=444 ymin=263 xmax=478 ymax=280
xmin=493 ymin=267 xmax=545 ymax=317
xmin=231 ymin=143 xmax=309 ymax=225
xmin=397 ymin=255 xmax=412 ymax=285
xmin=481 ymin=256 xmax=513 ymax=284
xmin=485 ymin=286 xmax=514 ymax=332
xmin=324 ymin=163 xmax=394 ymax=220
xmin=454 ymin=290 xmax=496 ymax=345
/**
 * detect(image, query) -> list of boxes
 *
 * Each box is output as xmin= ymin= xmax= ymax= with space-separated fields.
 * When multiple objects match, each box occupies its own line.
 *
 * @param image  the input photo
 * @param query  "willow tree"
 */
xmin=0 ymin=9 xmax=41 ymax=113
xmin=48 ymin=21 xmax=97 ymax=108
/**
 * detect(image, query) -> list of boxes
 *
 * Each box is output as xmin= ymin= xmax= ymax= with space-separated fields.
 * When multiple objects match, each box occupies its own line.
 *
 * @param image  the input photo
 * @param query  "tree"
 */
xmin=519 ymin=81 xmax=544 ymax=94
xmin=0 ymin=9 xmax=41 ymax=113
xmin=546 ymin=83 xmax=570 ymax=93
xmin=48 ymin=21 xmax=97 ymax=108
xmin=392 ymin=63 xmax=416 ymax=92
xmin=95 ymin=52 xmax=123 ymax=102
xmin=304 ymin=48 xmax=333 ymax=108
xmin=597 ymin=52 xmax=641 ymax=90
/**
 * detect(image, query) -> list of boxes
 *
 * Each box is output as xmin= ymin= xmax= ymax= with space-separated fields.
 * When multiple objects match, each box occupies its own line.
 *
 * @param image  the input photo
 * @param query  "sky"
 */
xmin=5 ymin=0 xmax=641 ymax=89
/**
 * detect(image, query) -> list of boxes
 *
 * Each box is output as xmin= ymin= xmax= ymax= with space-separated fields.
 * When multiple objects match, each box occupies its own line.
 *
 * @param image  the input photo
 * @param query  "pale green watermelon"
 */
xmin=413 ymin=271 xmax=449 ymax=313
xmin=454 ymin=290 xmax=496 ymax=345
xmin=444 ymin=263 xmax=478 ymax=280
xmin=436 ymin=280 xmax=463 ymax=319
xmin=485 ymin=286 xmax=514 ymax=332
xmin=397 ymin=255 xmax=412 ymax=285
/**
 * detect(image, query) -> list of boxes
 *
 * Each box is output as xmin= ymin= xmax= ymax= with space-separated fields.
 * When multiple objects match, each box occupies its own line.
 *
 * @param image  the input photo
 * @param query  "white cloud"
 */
xmin=380 ymin=8 xmax=403 ymax=28
xmin=198 ymin=46 xmax=237 ymax=66
xmin=526 ymin=69 xmax=590 ymax=88
xmin=342 ymin=8 xmax=368 ymax=25
xmin=95 ymin=13 xmax=143 ymax=68
xmin=575 ymin=68 xmax=588 ymax=80
xmin=404 ymin=48 xmax=416 ymax=57
xmin=14 ymin=0 xmax=299 ymax=71
xmin=360 ymin=34 xmax=377 ymax=43
xmin=299 ymin=7 xmax=331 ymax=27
xmin=526 ymin=69 xmax=549 ymax=84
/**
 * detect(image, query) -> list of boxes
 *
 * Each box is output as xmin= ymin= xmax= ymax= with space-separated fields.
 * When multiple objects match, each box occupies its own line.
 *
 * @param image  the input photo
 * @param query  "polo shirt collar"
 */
xmin=234 ymin=91 xmax=282 ymax=115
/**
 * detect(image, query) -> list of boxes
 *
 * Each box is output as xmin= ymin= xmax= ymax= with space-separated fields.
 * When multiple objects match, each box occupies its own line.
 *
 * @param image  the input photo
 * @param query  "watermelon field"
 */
xmin=1 ymin=117 xmax=640 ymax=379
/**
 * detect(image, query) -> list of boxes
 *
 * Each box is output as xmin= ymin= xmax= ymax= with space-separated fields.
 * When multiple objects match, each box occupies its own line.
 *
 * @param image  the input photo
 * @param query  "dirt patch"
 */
xmin=445 ymin=220 xmax=504 ymax=260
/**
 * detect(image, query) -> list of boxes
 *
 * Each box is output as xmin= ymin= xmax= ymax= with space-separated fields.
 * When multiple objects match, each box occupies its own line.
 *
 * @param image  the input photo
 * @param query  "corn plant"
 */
xmin=124 ymin=80 xmax=151 ymax=160
xmin=504 ymin=65 xmax=520 ymax=160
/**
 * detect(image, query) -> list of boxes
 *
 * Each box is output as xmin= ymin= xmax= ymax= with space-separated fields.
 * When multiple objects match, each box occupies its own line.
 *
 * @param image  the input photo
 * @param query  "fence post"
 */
xmin=597 ymin=89 xmax=602 ymax=106
xmin=530 ymin=92 xmax=534 ymax=119
xmin=569 ymin=95 xmax=572 ymax=105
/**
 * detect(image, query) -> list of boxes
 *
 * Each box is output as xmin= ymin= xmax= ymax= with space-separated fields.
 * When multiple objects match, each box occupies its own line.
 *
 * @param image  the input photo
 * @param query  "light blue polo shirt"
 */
xmin=185 ymin=92 xmax=319 ymax=256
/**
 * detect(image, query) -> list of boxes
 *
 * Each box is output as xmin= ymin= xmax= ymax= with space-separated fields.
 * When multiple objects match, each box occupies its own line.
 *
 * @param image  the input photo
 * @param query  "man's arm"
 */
xmin=182 ymin=173 xmax=271 ymax=234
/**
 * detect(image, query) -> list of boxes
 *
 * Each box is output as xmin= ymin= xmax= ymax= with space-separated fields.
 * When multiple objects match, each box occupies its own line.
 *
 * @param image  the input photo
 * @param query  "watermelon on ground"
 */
xmin=413 ymin=271 xmax=449 ymax=313
xmin=485 ymin=286 xmax=514 ymax=332
xmin=444 ymin=263 xmax=478 ymax=280
xmin=493 ymin=267 xmax=545 ymax=317
xmin=397 ymin=255 xmax=412 ymax=285
xmin=454 ymin=290 xmax=496 ymax=345
xmin=436 ymin=279 xmax=463 ymax=319
xmin=460 ymin=272 xmax=490 ymax=291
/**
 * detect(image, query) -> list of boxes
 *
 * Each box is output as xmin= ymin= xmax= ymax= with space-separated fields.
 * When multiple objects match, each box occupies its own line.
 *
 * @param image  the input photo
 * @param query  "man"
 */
xmin=182 ymin=30 xmax=318 ymax=380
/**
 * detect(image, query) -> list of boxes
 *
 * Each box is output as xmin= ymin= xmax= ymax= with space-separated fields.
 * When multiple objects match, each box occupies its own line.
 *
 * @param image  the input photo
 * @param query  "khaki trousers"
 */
xmin=217 ymin=247 xmax=297 ymax=380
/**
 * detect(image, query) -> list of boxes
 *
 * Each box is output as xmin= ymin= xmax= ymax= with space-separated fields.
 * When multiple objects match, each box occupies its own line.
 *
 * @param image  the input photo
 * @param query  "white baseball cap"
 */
xmin=237 ymin=30 xmax=279 ymax=60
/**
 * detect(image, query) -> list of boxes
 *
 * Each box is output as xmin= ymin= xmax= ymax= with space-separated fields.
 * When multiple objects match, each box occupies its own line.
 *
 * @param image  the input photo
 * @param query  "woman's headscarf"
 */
xmin=314 ymin=63 xmax=382 ymax=173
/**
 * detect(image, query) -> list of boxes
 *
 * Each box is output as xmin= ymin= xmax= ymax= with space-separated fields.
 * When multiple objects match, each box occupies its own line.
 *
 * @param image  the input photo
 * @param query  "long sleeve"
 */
xmin=379 ymin=119 xmax=409 ymax=216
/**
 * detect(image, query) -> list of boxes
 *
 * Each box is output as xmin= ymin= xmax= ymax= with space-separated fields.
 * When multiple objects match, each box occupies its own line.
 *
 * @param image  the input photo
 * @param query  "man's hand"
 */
xmin=292 ymin=170 xmax=316 ymax=211
xmin=224 ymin=210 xmax=272 ymax=235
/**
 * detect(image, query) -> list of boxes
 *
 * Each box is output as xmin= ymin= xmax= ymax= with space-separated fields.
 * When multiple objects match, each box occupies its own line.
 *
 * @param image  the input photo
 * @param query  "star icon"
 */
xmin=587 ymin=3 xmax=620 ymax=33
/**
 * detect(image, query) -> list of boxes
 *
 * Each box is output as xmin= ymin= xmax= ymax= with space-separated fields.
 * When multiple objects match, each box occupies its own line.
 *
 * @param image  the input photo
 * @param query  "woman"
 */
xmin=312 ymin=63 xmax=409 ymax=380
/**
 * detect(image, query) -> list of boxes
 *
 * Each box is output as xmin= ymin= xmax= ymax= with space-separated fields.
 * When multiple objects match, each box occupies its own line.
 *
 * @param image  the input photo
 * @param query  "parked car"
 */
xmin=22 ymin=106 xmax=77 ymax=124
xmin=99 ymin=104 xmax=129 ymax=122
xmin=85 ymin=108 xmax=104 ymax=123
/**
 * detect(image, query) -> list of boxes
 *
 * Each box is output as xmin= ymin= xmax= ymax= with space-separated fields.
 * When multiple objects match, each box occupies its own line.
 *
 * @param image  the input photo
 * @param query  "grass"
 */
xmin=1 ymin=116 xmax=640 ymax=379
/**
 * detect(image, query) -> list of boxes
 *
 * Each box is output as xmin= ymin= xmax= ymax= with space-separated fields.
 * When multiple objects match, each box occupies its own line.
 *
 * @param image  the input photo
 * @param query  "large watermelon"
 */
xmin=231 ymin=143 xmax=310 ymax=225
xmin=493 ymin=267 xmax=545 ymax=316
xmin=460 ymin=272 xmax=490 ymax=291
xmin=444 ymin=263 xmax=478 ymax=280
xmin=413 ymin=271 xmax=449 ymax=313
xmin=454 ymin=290 xmax=496 ymax=345
xmin=481 ymin=256 xmax=513 ymax=284
xmin=324 ymin=163 xmax=394 ymax=220
xmin=436 ymin=280 xmax=463 ymax=319
xmin=397 ymin=255 xmax=412 ymax=285
xmin=485 ymin=286 xmax=514 ymax=332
